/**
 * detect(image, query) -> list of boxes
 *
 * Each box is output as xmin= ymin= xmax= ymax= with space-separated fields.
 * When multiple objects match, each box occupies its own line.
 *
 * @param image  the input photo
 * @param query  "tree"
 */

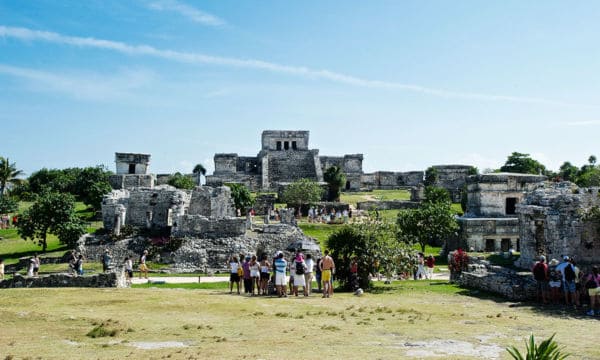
xmin=225 ymin=183 xmax=254 ymax=213
xmin=397 ymin=201 xmax=459 ymax=253
xmin=193 ymin=163 xmax=207 ymax=186
xmin=327 ymin=218 xmax=413 ymax=290
xmin=28 ymin=168 xmax=75 ymax=194
xmin=424 ymin=166 xmax=438 ymax=186
xmin=281 ymin=178 xmax=324 ymax=212
xmin=558 ymin=162 xmax=579 ymax=182
xmin=168 ymin=172 xmax=196 ymax=190
xmin=0 ymin=157 xmax=24 ymax=198
xmin=73 ymin=166 xmax=113 ymax=211
xmin=17 ymin=191 xmax=86 ymax=252
xmin=323 ymin=166 xmax=346 ymax=201
xmin=0 ymin=196 xmax=18 ymax=214
xmin=500 ymin=152 xmax=547 ymax=175
xmin=589 ymin=155 xmax=597 ymax=166
xmin=424 ymin=186 xmax=450 ymax=204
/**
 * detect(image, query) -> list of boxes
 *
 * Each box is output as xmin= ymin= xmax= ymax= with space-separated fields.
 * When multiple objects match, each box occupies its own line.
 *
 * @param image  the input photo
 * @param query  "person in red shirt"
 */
xmin=425 ymin=255 xmax=435 ymax=279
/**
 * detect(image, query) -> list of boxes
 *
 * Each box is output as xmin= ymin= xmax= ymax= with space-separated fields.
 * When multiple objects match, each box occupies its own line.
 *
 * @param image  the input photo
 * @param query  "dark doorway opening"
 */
xmin=345 ymin=180 xmax=351 ymax=190
xmin=506 ymin=197 xmax=517 ymax=215
xmin=485 ymin=239 xmax=495 ymax=252
xmin=284 ymin=141 xmax=289 ymax=150
xmin=276 ymin=141 xmax=282 ymax=150
xmin=501 ymin=238 xmax=511 ymax=252
xmin=292 ymin=141 xmax=297 ymax=150
xmin=128 ymin=163 xmax=136 ymax=174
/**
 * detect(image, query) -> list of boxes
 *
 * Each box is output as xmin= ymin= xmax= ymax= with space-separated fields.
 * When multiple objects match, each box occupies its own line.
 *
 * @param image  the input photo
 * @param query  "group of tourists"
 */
xmin=0 ymin=214 xmax=17 ymax=229
xmin=532 ymin=255 xmax=600 ymax=315
xmin=307 ymin=207 xmax=350 ymax=224
xmin=228 ymin=249 xmax=336 ymax=298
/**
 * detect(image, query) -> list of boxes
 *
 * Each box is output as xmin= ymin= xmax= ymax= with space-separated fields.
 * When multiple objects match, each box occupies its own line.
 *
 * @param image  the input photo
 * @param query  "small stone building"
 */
xmin=109 ymin=152 xmax=155 ymax=190
xmin=457 ymin=173 xmax=546 ymax=252
xmin=515 ymin=182 xmax=600 ymax=270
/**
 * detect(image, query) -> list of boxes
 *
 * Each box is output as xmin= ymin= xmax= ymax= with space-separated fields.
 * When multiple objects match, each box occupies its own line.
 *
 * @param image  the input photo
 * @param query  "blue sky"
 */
xmin=1 ymin=1 xmax=599 ymax=176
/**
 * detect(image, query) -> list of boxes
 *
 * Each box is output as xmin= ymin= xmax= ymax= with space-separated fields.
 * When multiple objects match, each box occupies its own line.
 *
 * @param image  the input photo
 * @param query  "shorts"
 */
xmin=230 ymin=273 xmax=240 ymax=282
xmin=536 ymin=280 xmax=549 ymax=292
xmin=126 ymin=270 xmax=133 ymax=278
xmin=294 ymin=274 xmax=306 ymax=287
xmin=549 ymin=280 xmax=562 ymax=288
xmin=588 ymin=287 xmax=600 ymax=296
xmin=260 ymin=272 xmax=270 ymax=280
xmin=139 ymin=264 xmax=148 ymax=272
xmin=275 ymin=272 xmax=287 ymax=286
xmin=322 ymin=269 xmax=332 ymax=282
xmin=563 ymin=280 xmax=576 ymax=293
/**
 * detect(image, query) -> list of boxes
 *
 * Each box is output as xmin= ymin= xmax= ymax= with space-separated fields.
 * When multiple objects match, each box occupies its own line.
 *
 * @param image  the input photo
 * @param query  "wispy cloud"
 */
xmin=564 ymin=120 xmax=600 ymax=127
xmin=0 ymin=25 xmax=591 ymax=108
xmin=0 ymin=63 xmax=154 ymax=101
xmin=147 ymin=0 xmax=225 ymax=27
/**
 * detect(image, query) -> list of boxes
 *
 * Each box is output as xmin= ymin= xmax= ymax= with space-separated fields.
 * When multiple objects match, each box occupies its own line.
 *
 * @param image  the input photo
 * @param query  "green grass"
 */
xmin=340 ymin=189 xmax=410 ymax=207
xmin=132 ymin=281 xmax=230 ymax=290
xmin=297 ymin=222 xmax=340 ymax=250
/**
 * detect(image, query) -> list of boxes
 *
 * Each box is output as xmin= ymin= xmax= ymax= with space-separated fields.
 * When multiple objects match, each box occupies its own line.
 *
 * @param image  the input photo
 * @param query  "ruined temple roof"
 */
xmin=468 ymin=172 xmax=547 ymax=184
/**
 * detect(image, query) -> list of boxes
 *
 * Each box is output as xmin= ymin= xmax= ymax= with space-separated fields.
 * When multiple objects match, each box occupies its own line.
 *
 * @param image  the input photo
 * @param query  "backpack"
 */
xmin=533 ymin=263 xmax=546 ymax=281
xmin=295 ymin=261 xmax=305 ymax=275
xmin=586 ymin=275 xmax=599 ymax=289
xmin=564 ymin=264 xmax=575 ymax=281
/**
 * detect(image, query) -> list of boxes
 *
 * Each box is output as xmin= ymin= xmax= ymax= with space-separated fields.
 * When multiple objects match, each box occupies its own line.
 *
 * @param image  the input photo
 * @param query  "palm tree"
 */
xmin=324 ymin=166 xmax=346 ymax=202
xmin=192 ymin=163 xmax=207 ymax=186
xmin=0 ymin=157 xmax=24 ymax=198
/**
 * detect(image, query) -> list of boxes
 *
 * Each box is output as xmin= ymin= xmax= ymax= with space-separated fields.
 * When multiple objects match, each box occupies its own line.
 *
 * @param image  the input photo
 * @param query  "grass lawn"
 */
xmin=0 ymin=281 xmax=597 ymax=359
xmin=340 ymin=189 xmax=410 ymax=207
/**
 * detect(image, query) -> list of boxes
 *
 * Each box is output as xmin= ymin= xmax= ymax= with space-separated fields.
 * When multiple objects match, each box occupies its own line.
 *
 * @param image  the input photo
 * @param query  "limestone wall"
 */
xmin=457 ymin=263 xmax=536 ymax=301
xmin=115 ymin=153 xmax=150 ymax=175
xmin=458 ymin=218 xmax=520 ymax=252
xmin=213 ymin=153 xmax=238 ymax=173
xmin=261 ymin=130 xmax=310 ymax=151
xmin=357 ymin=200 xmax=420 ymax=210
xmin=187 ymin=186 xmax=235 ymax=219
xmin=265 ymin=150 xmax=321 ymax=187
xmin=172 ymin=216 xmax=246 ymax=239
xmin=515 ymin=182 xmax=600 ymax=269
xmin=109 ymin=174 xmax=155 ymax=190
xmin=0 ymin=273 xmax=120 ymax=288
xmin=126 ymin=186 xmax=190 ymax=228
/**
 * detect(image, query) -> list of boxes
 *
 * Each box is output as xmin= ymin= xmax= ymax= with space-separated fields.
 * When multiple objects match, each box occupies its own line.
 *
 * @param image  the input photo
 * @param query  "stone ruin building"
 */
xmin=457 ymin=173 xmax=546 ymax=253
xmin=515 ymin=182 xmax=600 ymax=270
xmin=109 ymin=153 xmax=155 ymax=190
xmin=205 ymin=130 xmax=474 ymax=195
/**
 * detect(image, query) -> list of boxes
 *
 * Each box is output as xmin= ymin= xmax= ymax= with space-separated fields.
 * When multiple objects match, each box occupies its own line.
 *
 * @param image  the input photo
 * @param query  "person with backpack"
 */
xmin=556 ymin=255 xmax=577 ymax=307
xmin=585 ymin=266 xmax=600 ymax=316
xmin=292 ymin=251 xmax=308 ymax=297
xmin=532 ymin=255 xmax=549 ymax=304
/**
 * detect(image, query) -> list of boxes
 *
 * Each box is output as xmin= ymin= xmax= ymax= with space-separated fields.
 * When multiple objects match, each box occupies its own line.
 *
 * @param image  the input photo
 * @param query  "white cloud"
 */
xmin=147 ymin=0 xmax=225 ymax=27
xmin=0 ymin=64 xmax=154 ymax=101
xmin=0 ymin=25 xmax=592 ymax=107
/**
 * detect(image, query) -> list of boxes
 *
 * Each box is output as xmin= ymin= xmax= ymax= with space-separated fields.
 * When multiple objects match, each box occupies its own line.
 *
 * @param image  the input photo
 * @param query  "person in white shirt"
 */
xmin=304 ymin=254 xmax=314 ymax=295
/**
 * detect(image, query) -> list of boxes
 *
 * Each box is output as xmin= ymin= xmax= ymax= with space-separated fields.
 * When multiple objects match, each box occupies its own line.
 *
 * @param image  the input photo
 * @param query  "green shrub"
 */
xmin=507 ymin=333 xmax=570 ymax=360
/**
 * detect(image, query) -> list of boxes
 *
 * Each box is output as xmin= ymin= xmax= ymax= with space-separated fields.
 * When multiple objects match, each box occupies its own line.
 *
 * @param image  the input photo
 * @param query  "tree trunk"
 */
xmin=42 ymin=233 xmax=47 ymax=253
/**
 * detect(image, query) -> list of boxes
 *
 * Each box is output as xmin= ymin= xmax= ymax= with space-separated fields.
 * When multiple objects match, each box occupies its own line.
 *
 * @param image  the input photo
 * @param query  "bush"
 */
xmin=507 ymin=333 xmax=570 ymax=360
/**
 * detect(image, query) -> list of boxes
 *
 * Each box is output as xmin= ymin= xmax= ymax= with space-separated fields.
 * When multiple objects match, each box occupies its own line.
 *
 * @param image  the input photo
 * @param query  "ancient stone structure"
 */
xmin=109 ymin=153 xmax=155 ymax=190
xmin=102 ymin=185 xmax=246 ymax=239
xmin=0 ymin=273 xmax=120 ymax=288
xmin=457 ymin=173 xmax=546 ymax=252
xmin=431 ymin=165 xmax=474 ymax=202
xmin=515 ymin=182 xmax=600 ymax=270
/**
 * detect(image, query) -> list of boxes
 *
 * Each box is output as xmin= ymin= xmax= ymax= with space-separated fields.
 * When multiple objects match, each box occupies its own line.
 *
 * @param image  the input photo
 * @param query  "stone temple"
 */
xmin=205 ymin=130 xmax=474 ymax=196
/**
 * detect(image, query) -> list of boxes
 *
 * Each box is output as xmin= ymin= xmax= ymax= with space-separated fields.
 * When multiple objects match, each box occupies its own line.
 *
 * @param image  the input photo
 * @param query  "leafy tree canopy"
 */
xmin=424 ymin=186 xmax=450 ymax=204
xmin=424 ymin=166 xmax=438 ymax=186
xmin=168 ymin=172 xmax=196 ymax=190
xmin=0 ymin=196 xmax=18 ymax=214
xmin=397 ymin=201 xmax=459 ymax=253
xmin=326 ymin=218 xmax=413 ymax=290
xmin=193 ymin=163 xmax=207 ymax=186
xmin=500 ymin=152 xmax=547 ymax=175
xmin=323 ymin=166 xmax=346 ymax=201
xmin=225 ymin=183 xmax=254 ymax=213
xmin=281 ymin=178 xmax=323 ymax=207
xmin=17 ymin=191 xmax=86 ymax=252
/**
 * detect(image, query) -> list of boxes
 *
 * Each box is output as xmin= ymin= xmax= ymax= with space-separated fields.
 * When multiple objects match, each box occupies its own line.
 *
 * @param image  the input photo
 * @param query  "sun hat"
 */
xmin=549 ymin=258 xmax=559 ymax=266
xmin=539 ymin=255 xmax=546 ymax=261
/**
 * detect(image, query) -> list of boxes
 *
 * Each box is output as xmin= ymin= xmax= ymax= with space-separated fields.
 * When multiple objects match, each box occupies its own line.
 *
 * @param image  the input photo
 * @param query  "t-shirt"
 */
xmin=230 ymin=262 xmax=240 ymax=274
xmin=304 ymin=259 xmax=314 ymax=273
xmin=556 ymin=262 xmax=574 ymax=282
xmin=125 ymin=259 xmax=133 ymax=271
xmin=274 ymin=258 xmax=287 ymax=274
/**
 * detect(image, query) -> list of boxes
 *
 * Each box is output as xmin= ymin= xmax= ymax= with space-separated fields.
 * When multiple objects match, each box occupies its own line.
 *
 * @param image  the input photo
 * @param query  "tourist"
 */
xmin=426 ymin=255 xmax=435 ymax=279
xmin=102 ymin=249 xmax=112 ymax=273
xmin=556 ymin=256 xmax=577 ymax=307
xmin=288 ymin=258 xmax=295 ymax=295
xmin=292 ymin=251 xmax=307 ymax=296
xmin=320 ymin=250 xmax=335 ymax=298
xmin=571 ymin=258 xmax=583 ymax=307
xmin=67 ymin=250 xmax=77 ymax=275
xmin=547 ymin=258 xmax=562 ymax=304
xmin=315 ymin=257 xmax=322 ymax=293
xmin=33 ymin=254 xmax=40 ymax=277
xmin=242 ymin=256 xmax=252 ymax=294
xmin=0 ymin=258 xmax=4 ymax=280
xmin=532 ymin=255 xmax=549 ymax=304
xmin=308 ymin=207 xmax=314 ymax=223
xmin=259 ymin=254 xmax=270 ymax=295
xmin=76 ymin=254 xmax=84 ymax=276
xmin=250 ymin=255 xmax=260 ymax=296
xmin=349 ymin=256 xmax=358 ymax=290
xmin=273 ymin=251 xmax=288 ymax=297
xmin=124 ymin=256 xmax=133 ymax=286
xmin=342 ymin=209 xmax=349 ymax=224
xmin=304 ymin=253 xmax=314 ymax=295
xmin=585 ymin=266 xmax=600 ymax=316
xmin=27 ymin=256 xmax=35 ymax=277
xmin=12 ymin=215 xmax=18 ymax=227
xmin=416 ymin=253 xmax=426 ymax=280
xmin=139 ymin=250 xmax=149 ymax=279
xmin=229 ymin=256 xmax=241 ymax=294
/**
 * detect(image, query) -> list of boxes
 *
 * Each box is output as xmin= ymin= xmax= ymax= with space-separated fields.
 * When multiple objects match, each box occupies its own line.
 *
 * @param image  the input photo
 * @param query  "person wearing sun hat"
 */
xmin=548 ymin=258 xmax=562 ymax=304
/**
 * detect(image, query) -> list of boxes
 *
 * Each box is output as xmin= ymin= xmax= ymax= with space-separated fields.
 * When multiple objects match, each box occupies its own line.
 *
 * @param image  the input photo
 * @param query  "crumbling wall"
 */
xmin=0 ymin=273 xmax=120 ymax=288
xmin=187 ymin=186 xmax=235 ymax=219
